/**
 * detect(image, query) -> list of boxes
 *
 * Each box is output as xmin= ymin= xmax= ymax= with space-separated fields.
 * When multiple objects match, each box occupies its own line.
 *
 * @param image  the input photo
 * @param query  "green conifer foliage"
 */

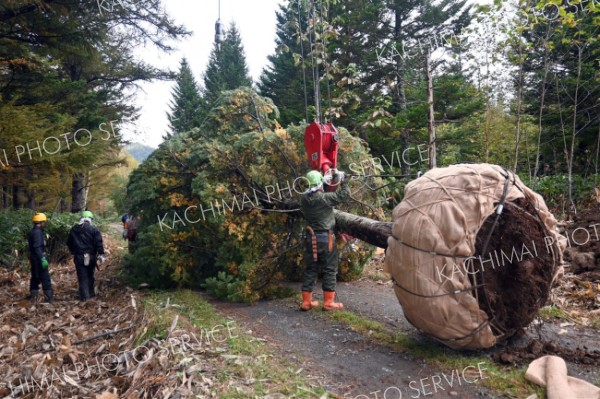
xmin=166 ymin=58 xmax=204 ymax=138
xmin=203 ymin=23 xmax=253 ymax=108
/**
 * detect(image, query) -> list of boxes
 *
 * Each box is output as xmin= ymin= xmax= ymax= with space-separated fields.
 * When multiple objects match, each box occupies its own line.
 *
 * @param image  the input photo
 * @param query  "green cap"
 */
xmin=82 ymin=210 xmax=94 ymax=219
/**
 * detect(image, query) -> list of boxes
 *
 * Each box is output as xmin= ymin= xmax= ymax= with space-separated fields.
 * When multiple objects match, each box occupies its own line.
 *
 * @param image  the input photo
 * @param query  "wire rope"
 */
xmin=296 ymin=0 xmax=310 ymax=123
xmin=318 ymin=0 xmax=333 ymax=122
xmin=308 ymin=0 xmax=321 ymax=122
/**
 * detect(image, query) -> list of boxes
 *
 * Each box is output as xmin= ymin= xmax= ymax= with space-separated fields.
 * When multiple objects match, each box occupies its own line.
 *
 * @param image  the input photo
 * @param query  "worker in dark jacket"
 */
xmin=299 ymin=169 xmax=350 ymax=311
xmin=28 ymin=212 xmax=53 ymax=303
xmin=67 ymin=211 xmax=106 ymax=301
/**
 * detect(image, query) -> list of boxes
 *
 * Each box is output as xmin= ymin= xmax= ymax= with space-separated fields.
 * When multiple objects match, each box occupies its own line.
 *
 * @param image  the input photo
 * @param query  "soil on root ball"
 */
xmin=492 ymin=339 xmax=600 ymax=366
xmin=472 ymin=198 xmax=559 ymax=341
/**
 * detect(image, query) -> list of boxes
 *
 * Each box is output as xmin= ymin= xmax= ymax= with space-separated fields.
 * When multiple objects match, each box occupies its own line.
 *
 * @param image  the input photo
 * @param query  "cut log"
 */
xmin=334 ymin=210 xmax=392 ymax=249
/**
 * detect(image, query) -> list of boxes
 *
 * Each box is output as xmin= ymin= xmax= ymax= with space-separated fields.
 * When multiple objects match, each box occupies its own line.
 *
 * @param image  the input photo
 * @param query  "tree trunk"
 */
xmin=60 ymin=196 xmax=68 ymax=212
xmin=567 ymin=46 xmax=583 ymax=217
xmin=281 ymin=200 xmax=393 ymax=249
xmin=84 ymin=170 xmax=92 ymax=207
xmin=595 ymin=123 xmax=599 ymax=189
xmin=394 ymin=7 xmax=410 ymax=176
xmin=26 ymin=190 xmax=35 ymax=210
xmin=513 ymin=63 xmax=524 ymax=173
xmin=2 ymin=186 xmax=8 ymax=209
xmin=12 ymin=185 xmax=22 ymax=209
xmin=71 ymin=173 xmax=86 ymax=212
xmin=426 ymin=54 xmax=437 ymax=169
xmin=512 ymin=37 xmax=527 ymax=173
xmin=533 ymin=26 xmax=553 ymax=184
xmin=484 ymin=103 xmax=491 ymax=163
xmin=334 ymin=210 xmax=392 ymax=249
xmin=25 ymin=168 xmax=35 ymax=210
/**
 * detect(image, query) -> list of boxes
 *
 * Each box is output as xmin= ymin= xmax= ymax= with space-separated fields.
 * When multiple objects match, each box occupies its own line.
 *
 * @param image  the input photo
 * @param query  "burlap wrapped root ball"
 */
xmin=383 ymin=164 xmax=566 ymax=350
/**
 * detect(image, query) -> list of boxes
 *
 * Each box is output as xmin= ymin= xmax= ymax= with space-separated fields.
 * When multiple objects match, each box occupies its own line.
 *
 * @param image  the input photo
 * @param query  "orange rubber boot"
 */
xmin=322 ymin=291 xmax=344 ymax=311
xmin=300 ymin=291 xmax=319 ymax=311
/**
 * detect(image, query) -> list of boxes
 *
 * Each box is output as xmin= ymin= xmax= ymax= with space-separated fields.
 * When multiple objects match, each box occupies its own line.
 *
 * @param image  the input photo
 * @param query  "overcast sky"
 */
xmin=127 ymin=0 xmax=284 ymax=148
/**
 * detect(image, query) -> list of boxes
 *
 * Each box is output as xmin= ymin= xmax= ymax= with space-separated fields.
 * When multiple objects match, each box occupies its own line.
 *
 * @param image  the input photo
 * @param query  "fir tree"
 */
xmin=203 ymin=22 xmax=253 ymax=108
xmin=166 ymin=58 xmax=204 ymax=138
xmin=258 ymin=0 xmax=315 ymax=125
xmin=0 ymin=0 xmax=188 ymax=211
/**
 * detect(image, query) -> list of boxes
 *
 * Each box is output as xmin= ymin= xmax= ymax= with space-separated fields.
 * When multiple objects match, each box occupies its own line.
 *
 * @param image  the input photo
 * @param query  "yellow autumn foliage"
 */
xmin=126 ymin=88 xmax=380 ymax=302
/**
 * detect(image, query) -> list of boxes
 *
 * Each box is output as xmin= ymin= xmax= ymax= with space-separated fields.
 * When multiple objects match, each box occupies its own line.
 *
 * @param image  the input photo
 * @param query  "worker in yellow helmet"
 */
xmin=28 ymin=213 xmax=53 ymax=303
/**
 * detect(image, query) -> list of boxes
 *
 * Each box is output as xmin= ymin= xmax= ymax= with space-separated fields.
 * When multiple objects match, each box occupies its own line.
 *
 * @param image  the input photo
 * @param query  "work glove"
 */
xmin=97 ymin=255 xmax=106 ymax=271
xmin=329 ymin=169 xmax=338 ymax=184
xmin=41 ymin=257 xmax=49 ymax=269
xmin=333 ymin=170 xmax=345 ymax=183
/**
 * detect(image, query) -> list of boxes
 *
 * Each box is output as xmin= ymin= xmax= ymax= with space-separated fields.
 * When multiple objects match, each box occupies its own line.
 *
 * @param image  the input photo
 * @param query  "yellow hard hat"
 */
xmin=32 ymin=213 xmax=47 ymax=223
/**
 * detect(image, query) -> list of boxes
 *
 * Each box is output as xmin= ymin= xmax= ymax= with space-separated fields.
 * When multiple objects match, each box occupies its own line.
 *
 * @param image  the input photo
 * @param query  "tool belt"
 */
xmin=305 ymin=226 xmax=334 ymax=262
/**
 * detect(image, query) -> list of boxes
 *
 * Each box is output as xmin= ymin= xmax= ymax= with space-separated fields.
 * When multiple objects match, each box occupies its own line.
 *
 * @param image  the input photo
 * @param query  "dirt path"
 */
xmin=209 ymin=273 xmax=600 ymax=399
xmin=209 ymin=279 xmax=497 ymax=399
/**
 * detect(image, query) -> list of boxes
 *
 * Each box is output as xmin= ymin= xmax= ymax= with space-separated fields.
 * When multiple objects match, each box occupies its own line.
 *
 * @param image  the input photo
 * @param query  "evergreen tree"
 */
xmin=203 ymin=23 xmax=253 ymax=108
xmin=326 ymin=0 xmax=473 ymax=158
xmin=380 ymin=0 xmax=473 ymax=102
xmin=519 ymin=0 xmax=599 ymax=174
xmin=0 ymin=0 xmax=187 ymax=211
xmin=259 ymin=0 xmax=473 ymax=153
xmin=166 ymin=58 xmax=204 ymax=138
xmin=325 ymin=0 xmax=389 ymax=127
xmin=515 ymin=0 xmax=600 ymax=211
xmin=258 ymin=0 xmax=315 ymax=125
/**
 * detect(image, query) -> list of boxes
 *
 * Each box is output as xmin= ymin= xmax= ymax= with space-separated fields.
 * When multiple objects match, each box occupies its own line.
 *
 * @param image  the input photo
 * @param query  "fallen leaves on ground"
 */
xmin=0 ymin=233 xmax=232 ymax=399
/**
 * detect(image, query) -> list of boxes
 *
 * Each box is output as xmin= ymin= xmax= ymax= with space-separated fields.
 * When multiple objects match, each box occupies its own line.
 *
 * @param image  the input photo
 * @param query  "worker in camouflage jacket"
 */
xmin=28 ymin=212 xmax=53 ymax=303
xmin=67 ymin=211 xmax=106 ymax=301
xmin=299 ymin=169 xmax=350 ymax=311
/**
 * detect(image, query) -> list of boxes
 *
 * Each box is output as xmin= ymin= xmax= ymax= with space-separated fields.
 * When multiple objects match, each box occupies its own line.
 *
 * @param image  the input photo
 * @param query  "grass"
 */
xmin=538 ymin=305 xmax=571 ymax=321
xmin=361 ymin=253 xmax=391 ymax=283
xmin=320 ymin=309 xmax=546 ymax=399
xmin=140 ymin=290 xmax=332 ymax=398
xmin=364 ymin=269 xmax=390 ymax=283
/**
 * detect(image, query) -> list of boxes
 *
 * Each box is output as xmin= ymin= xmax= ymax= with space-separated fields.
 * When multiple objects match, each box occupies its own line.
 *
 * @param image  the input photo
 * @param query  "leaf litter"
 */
xmin=0 ymin=234 xmax=248 ymax=399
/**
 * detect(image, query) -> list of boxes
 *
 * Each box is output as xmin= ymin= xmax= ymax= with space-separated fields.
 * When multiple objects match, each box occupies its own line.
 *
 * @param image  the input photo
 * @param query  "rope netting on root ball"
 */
xmin=384 ymin=164 xmax=566 ymax=350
